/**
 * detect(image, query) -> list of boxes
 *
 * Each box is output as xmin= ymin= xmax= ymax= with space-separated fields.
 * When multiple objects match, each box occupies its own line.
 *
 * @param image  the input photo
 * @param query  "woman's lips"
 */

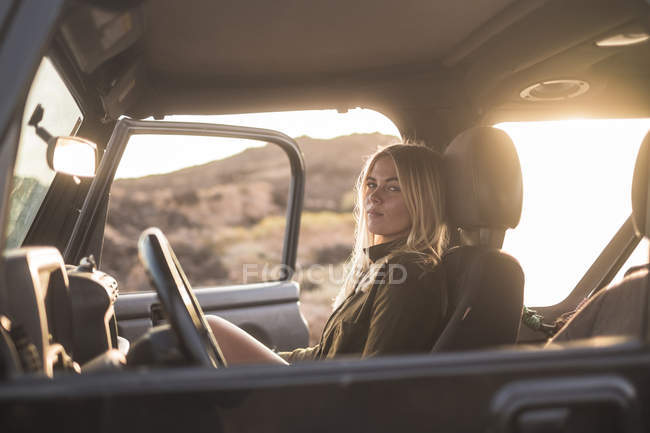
xmin=367 ymin=210 xmax=383 ymax=217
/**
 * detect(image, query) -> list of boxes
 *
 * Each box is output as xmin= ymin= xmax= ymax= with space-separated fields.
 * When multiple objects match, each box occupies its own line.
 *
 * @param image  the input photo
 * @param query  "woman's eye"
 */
xmin=366 ymin=182 xmax=377 ymax=189
xmin=388 ymin=186 xmax=401 ymax=192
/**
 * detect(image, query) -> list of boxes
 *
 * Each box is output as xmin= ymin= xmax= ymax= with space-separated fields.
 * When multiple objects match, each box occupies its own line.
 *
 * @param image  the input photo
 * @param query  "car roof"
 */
xmin=62 ymin=0 xmax=650 ymax=145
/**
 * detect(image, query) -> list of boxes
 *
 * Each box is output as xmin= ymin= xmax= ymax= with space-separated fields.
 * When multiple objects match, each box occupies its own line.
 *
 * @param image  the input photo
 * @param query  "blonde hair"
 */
xmin=333 ymin=143 xmax=448 ymax=309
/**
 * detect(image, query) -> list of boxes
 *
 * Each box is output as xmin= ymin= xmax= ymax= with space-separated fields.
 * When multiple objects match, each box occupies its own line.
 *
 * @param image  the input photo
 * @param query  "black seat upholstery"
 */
xmin=551 ymin=131 xmax=650 ymax=343
xmin=433 ymin=126 xmax=525 ymax=352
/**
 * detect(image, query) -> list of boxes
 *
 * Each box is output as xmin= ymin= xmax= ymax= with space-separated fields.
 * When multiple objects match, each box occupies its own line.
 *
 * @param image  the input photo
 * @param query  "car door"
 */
xmin=64 ymin=118 xmax=309 ymax=351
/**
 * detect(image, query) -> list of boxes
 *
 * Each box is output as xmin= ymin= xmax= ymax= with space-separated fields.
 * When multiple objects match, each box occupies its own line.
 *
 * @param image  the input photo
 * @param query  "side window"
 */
xmin=103 ymin=134 xmax=290 ymax=292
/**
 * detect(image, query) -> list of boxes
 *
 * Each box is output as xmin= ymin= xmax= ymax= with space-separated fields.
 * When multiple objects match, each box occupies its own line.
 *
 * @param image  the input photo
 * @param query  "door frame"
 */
xmin=63 ymin=118 xmax=306 ymax=280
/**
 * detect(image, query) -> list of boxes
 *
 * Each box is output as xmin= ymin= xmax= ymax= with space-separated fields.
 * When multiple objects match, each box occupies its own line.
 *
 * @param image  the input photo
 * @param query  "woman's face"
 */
xmin=364 ymin=156 xmax=411 ymax=244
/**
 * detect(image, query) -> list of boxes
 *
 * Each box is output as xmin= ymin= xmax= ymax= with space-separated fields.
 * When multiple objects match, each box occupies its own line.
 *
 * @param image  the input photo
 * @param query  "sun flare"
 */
xmin=496 ymin=119 xmax=650 ymax=306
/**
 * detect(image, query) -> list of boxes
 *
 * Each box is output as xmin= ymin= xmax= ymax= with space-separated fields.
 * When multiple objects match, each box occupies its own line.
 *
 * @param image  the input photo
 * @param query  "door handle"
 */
xmin=491 ymin=375 xmax=641 ymax=433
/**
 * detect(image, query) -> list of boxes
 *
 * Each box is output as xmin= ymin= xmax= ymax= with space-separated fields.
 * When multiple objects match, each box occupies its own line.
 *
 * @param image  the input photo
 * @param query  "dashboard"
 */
xmin=1 ymin=247 xmax=122 ymax=377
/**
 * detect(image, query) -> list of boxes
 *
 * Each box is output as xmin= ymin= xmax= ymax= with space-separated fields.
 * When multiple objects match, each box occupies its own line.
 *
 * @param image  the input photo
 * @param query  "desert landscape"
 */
xmin=102 ymin=132 xmax=399 ymax=344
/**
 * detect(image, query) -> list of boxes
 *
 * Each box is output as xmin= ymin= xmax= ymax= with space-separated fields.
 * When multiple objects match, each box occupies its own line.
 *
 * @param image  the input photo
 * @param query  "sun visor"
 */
xmin=60 ymin=4 xmax=144 ymax=74
xmin=100 ymin=61 xmax=146 ymax=120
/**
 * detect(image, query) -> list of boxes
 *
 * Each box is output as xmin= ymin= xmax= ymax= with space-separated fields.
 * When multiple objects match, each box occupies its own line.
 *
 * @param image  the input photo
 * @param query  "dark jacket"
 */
xmin=279 ymin=240 xmax=448 ymax=362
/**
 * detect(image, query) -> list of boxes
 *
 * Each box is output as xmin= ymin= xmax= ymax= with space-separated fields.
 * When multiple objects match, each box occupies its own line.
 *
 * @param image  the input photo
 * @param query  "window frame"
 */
xmin=64 ymin=118 xmax=306 ymax=281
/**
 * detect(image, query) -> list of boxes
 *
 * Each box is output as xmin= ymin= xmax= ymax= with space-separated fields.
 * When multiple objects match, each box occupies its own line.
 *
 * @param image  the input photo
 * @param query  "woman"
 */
xmin=206 ymin=143 xmax=449 ymax=365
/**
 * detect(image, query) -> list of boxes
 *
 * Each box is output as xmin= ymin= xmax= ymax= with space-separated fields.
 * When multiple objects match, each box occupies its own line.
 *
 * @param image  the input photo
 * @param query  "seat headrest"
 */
xmin=444 ymin=126 xmax=523 ymax=231
xmin=631 ymin=130 xmax=650 ymax=238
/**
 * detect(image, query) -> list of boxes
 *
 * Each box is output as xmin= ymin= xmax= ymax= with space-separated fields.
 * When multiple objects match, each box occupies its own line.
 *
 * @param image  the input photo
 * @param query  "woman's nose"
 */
xmin=368 ymin=189 xmax=382 ymax=203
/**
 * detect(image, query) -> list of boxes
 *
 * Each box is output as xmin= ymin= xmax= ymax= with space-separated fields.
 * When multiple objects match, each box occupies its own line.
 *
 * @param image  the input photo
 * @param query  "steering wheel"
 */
xmin=138 ymin=227 xmax=226 ymax=367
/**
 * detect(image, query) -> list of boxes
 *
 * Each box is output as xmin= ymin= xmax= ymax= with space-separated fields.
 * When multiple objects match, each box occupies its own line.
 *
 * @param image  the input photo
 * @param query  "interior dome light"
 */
xmin=595 ymin=32 xmax=650 ymax=47
xmin=519 ymin=79 xmax=590 ymax=102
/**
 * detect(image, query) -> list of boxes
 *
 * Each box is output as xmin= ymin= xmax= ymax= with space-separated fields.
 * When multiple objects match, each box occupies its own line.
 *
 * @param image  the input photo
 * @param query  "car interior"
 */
xmin=1 ymin=0 xmax=650 ymax=429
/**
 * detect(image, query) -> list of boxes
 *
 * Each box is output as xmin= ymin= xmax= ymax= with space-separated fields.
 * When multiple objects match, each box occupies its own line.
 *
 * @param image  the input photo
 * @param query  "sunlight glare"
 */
xmin=51 ymin=137 xmax=96 ymax=177
xmin=496 ymin=119 xmax=650 ymax=306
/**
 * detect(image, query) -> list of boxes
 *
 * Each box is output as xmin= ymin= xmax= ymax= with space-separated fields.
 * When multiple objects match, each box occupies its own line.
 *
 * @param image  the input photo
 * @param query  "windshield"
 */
xmin=5 ymin=58 xmax=83 ymax=249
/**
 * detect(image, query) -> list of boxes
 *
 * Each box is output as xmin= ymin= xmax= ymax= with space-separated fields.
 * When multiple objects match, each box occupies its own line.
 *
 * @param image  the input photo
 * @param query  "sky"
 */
xmin=114 ymin=110 xmax=650 ymax=307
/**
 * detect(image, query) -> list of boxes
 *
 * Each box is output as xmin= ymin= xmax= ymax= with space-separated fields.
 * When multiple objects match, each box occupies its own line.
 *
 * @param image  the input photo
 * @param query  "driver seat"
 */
xmin=432 ymin=126 xmax=525 ymax=352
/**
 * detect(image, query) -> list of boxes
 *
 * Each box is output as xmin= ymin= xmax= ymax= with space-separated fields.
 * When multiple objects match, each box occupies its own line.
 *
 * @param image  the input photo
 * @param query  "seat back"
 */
xmin=433 ymin=126 xmax=525 ymax=352
xmin=434 ymin=247 xmax=524 ymax=351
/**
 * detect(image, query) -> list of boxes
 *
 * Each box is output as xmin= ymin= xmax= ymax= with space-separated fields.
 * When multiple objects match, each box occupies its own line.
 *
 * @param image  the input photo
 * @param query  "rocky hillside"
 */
xmin=102 ymin=133 xmax=399 ymax=293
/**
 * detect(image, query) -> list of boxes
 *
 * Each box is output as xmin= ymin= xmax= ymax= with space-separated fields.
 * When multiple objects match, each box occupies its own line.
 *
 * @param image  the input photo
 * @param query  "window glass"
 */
xmin=497 ymin=119 xmax=650 ymax=306
xmin=6 ymin=58 xmax=83 ymax=249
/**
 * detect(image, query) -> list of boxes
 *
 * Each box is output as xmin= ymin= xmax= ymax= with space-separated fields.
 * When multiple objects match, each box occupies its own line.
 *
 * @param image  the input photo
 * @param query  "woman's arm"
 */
xmin=277 ymin=344 xmax=320 ymax=363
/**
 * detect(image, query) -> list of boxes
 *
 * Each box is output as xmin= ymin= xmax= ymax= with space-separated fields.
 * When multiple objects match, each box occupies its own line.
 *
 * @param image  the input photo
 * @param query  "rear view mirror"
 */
xmin=28 ymin=104 xmax=97 ymax=177
xmin=47 ymin=136 xmax=97 ymax=177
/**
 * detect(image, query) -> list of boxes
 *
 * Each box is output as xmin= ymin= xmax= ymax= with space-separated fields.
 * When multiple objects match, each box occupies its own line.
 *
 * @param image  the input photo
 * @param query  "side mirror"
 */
xmin=47 ymin=136 xmax=97 ymax=178
xmin=29 ymin=104 xmax=98 ymax=177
